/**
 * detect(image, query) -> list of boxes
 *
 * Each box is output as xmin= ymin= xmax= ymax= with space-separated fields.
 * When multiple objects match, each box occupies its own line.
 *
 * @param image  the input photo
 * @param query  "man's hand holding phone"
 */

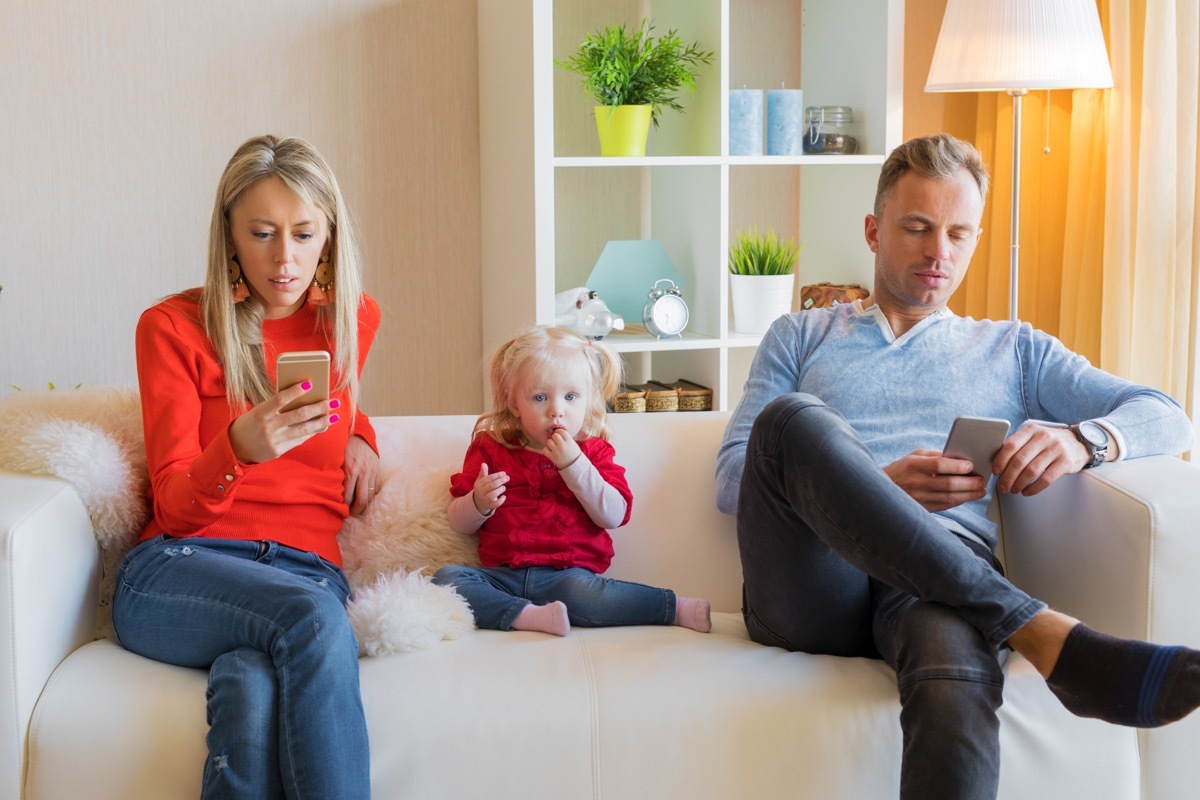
xmin=883 ymin=416 xmax=1009 ymax=513
xmin=884 ymin=449 xmax=989 ymax=513
xmin=943 ymin=416 xmax=1010 ymax=478
xmin=989 ymin=421 xmax=1092 ymax=497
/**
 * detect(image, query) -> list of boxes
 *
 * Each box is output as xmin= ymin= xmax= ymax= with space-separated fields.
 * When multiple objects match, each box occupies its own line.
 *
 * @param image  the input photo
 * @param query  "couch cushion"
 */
xmin=356 ymin=413 xmax=745 ymax=614
xmin=26 ymin=615 xmax=1138 ymax=799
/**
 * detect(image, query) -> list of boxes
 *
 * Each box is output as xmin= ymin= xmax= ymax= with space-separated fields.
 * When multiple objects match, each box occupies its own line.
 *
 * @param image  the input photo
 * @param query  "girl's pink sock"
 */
xmin=512 ymin=601 xmax=571 ymax=636
xmin=674 ymin=596 xmax=712 ymax=633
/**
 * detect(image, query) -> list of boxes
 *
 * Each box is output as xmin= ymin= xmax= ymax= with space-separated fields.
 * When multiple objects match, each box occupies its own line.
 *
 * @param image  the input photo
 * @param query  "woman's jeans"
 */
xmin=433 ymin=564 xmax=676 ymax=631
xmin=736 ymin=394 xmax=1046 ymax=800
xmin=112 ymin=536 xmax=370 ymax=800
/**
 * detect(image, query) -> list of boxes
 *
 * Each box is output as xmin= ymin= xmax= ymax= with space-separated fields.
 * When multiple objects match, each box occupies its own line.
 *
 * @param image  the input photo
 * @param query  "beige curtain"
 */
xmin=1100 ymin=0 xmax=1200 ymax=439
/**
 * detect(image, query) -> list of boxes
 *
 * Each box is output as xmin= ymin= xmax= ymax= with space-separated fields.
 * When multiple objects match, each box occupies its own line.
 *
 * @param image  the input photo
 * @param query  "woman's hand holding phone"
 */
xmin=229 ymin=351 xmax=338 ymax=464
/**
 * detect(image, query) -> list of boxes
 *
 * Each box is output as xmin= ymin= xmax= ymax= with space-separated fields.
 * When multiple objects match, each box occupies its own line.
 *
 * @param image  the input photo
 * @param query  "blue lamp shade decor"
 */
xmin=584 ymin=240 xmax=685 ymax=324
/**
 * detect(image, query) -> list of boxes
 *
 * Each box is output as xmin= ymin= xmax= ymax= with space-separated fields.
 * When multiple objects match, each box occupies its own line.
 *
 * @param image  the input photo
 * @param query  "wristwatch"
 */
xmin=1069 ymin=421 xmax=1109 ymax=469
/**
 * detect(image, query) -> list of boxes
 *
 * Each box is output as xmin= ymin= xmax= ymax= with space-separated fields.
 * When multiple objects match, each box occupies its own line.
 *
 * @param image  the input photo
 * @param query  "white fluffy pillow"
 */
xmin=0 ymin=385 xmax=147 ymax=552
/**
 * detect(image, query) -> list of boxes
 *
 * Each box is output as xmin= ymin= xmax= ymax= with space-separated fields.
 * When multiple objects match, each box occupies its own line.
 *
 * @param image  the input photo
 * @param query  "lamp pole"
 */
xmin=1008 ymin=89 xmax=1026 ymax=322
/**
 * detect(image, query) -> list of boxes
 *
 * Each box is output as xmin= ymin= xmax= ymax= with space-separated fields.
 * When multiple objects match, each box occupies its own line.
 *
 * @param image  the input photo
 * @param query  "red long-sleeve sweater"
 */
xmin=134 ymin=290 xmax=380 ymax=566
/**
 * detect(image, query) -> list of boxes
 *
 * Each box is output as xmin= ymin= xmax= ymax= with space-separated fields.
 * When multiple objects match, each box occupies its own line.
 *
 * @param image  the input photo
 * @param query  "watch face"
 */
xmin=649 ymin=293 xmax=688 ymax=335
xmin=1078 ymin=420 xmax=1109 ymax=447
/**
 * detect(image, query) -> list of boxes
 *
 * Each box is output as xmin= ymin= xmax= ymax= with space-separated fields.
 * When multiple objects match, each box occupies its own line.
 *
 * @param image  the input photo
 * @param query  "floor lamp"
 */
xmin=924 ymin=0 xmax=1113 ymax=321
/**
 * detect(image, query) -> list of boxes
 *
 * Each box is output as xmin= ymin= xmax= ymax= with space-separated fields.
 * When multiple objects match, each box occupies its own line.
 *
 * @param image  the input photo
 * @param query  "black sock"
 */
xmin=1046 ymin=623 xmax=1200 ymax=728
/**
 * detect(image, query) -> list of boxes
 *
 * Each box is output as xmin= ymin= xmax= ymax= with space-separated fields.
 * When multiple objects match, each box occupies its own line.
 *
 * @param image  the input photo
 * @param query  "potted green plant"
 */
xmin=728 ymin=227 xmax=800 ymax=334
xmin=556 ymin=19 xmax=713 ymax=157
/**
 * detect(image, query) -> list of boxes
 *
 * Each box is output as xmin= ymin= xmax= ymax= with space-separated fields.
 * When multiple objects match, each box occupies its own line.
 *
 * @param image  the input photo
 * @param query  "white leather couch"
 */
xmin=2 ymin=411 xmax=1199 ymax=799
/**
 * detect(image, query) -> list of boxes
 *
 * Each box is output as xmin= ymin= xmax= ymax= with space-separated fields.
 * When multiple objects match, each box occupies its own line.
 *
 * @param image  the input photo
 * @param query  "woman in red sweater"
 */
xmin=113 ymin=135 xmax=379 ymax=799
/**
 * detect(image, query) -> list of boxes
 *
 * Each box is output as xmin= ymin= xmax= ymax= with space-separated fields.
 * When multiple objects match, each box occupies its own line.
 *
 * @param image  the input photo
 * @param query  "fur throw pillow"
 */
xmin=0 ymin=386 xmax=147 ymax=639
xmin=0 ymin=385 xmax=147 ymax=552
xmin=338 ymin=420 xmax=480 ymax=655
xmin=0 ymin=386 xmax=474 ymax=655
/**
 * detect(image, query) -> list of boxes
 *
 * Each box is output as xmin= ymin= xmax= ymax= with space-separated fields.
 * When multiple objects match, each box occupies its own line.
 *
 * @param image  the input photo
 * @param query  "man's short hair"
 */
xmin=874 ymin=134 xmax=990 ymax=217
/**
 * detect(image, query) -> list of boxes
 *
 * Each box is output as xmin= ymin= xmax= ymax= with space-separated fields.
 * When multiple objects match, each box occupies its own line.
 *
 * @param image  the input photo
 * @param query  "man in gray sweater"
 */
xmin=716 ymin=133 xmax=1198 ymax=800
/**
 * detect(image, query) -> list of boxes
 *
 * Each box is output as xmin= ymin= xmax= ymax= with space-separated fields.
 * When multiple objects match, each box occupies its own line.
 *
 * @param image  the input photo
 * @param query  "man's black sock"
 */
xmin=1046 ymin=623 xmax=1200 ymax=728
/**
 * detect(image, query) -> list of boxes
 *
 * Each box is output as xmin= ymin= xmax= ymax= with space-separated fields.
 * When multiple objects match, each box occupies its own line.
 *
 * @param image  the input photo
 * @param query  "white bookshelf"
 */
xmin=478 ymin=0 xmax=904 ymax=410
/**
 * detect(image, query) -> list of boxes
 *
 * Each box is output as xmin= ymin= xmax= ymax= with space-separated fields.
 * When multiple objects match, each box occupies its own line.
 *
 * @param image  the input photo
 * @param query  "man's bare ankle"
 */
xmin=1008 ymin=609 xmax=1079 ymax=678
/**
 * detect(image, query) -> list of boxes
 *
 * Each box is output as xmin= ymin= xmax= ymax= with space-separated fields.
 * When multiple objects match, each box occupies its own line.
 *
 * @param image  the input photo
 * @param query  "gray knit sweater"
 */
xmin=716 ymin=302 xmax=1194 ymax=551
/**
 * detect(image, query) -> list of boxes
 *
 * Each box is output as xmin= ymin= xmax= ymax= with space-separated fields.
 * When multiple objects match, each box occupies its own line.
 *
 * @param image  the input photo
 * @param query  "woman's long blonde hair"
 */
xmin=477 ymin=326 xmax=622 ymax=446
xmin=200 ymin=135 xmax=365 ymax=412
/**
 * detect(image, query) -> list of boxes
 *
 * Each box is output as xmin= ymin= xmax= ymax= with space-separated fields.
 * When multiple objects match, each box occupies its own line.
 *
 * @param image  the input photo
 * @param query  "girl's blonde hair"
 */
xmin=199 ymin=135 xmax=365 ymax=413
xmin=476 ymin=326 xmax=622 ymax=446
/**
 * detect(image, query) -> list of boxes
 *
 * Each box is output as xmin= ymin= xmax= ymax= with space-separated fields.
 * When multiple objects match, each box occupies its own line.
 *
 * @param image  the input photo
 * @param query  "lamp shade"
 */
xmin=925 ymin=0 xmax=1114 ymax=92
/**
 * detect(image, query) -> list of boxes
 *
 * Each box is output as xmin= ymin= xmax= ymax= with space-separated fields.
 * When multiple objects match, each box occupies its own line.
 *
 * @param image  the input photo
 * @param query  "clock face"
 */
xmin=650 ymin=293 xmax=688 ymax=335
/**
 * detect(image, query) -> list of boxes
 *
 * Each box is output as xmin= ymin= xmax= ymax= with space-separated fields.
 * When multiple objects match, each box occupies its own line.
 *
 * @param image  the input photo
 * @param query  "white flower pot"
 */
xmin=730 ymin=273 xmax=795 ymax=334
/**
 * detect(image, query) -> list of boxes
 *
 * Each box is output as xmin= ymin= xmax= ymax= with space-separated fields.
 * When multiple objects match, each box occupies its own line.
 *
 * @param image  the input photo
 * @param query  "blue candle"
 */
xmin=729 ymin=89 xmax=763 ymax=156
xmin=767 ymin=88 xmax=804 ymax=156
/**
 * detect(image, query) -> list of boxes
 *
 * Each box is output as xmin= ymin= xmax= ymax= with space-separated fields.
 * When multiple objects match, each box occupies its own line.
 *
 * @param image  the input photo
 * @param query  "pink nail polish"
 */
xmin=329 ymin=399 xmax=341 ymax=409
xmin=301 ymin=380 xmax=313 ymax=391
xmin=329 ymin=414 xmax=340 ymax=424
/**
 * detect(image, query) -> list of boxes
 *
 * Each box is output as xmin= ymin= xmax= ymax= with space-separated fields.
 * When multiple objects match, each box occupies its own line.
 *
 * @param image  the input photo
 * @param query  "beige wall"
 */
xmin=1 ymin=0 xmax=951 ymax=417
xmin=0 ymin=0 xmax=482 ymax=416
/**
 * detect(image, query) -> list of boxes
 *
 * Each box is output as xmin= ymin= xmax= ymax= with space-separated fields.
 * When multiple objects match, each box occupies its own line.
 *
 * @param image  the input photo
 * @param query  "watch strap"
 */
xmin=1069 ymin=423 xmax=1108 ymax=469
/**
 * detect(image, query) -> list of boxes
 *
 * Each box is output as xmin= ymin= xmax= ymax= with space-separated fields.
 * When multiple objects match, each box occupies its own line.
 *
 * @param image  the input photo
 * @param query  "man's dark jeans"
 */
xmin=736 ymin=393 xmax=1046 ymax=800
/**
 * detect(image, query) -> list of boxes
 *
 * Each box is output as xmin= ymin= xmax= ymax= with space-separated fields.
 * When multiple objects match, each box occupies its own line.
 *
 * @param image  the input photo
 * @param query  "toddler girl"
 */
xmin=433 ymin=326 xmax=711 ymax=636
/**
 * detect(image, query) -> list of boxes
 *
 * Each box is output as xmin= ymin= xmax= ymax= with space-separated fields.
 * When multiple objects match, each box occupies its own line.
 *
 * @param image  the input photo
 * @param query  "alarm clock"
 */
xmin=642 ymin=279 xmax=689 ymax=339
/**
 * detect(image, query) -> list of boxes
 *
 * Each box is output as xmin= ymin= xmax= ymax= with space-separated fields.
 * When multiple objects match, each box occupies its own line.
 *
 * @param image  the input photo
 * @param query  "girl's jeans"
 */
xmin=434 ymin=564 xmax=676 ymax=631
xmin=112 ymin=535 xmax=370 ymax=800
xmin=736 ymin=394 xmax=1047 ymax=800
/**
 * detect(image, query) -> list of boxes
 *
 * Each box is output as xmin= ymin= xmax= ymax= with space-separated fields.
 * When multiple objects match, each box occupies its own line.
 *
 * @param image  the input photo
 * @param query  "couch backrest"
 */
xmin=372 ymin=412 xmax=743 ymax=613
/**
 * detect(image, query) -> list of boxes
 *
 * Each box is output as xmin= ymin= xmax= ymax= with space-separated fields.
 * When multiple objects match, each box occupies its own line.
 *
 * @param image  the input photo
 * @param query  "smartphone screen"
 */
xmin=276 ymin=350 xmax=331 ymax=413
xmin=943 ymin=415 xmax=1011 ymax=477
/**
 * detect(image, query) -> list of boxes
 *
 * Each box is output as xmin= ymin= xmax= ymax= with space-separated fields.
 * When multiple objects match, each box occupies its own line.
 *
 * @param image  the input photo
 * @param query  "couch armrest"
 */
xmin=0 ymin=470 xmax=100 ymax=799
xmin=998 ymin=455 xmax=1200 ymax=645
xmin=999 ymin=454 xmax=1200 ymax=798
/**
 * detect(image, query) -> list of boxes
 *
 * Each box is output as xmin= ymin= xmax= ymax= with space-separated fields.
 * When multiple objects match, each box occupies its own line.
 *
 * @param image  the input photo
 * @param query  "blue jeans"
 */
xmin=433 ymin=564 xmax=676 ymax=631
xmin=736 ymin=394 xmax=1045 ymax=800
xmin=112 ymin=536 xmax=370 ymax=800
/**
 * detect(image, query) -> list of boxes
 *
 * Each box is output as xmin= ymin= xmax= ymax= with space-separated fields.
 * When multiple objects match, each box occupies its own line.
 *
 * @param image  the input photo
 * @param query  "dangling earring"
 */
xmin=307 ymin=255 xmax=334 ymax=306
xmin=228 ymin=255 xmax=249 ymax=303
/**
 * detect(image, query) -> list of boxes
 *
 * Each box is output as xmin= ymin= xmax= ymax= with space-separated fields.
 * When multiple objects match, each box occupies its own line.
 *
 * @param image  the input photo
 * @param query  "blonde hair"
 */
xmin=476 ymin=326 xmax=622 ymax=446
xmin=199 ymin=135 xmax=365 ymax=412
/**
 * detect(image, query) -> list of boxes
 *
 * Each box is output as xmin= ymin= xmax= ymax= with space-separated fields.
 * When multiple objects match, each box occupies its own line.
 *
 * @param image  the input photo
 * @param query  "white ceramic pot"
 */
xmin=730 ymin=272 xmax=795 ymax=334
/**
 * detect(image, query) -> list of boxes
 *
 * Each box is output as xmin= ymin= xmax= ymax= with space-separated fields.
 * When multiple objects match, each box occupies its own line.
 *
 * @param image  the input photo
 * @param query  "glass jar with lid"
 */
xmin=803 ymin=106 xmax=859 ymax=155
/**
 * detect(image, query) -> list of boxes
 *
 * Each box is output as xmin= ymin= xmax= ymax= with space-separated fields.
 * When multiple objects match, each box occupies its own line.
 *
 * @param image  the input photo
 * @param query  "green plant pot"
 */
xmin=594 ymin=105 xmax=653 ymax=157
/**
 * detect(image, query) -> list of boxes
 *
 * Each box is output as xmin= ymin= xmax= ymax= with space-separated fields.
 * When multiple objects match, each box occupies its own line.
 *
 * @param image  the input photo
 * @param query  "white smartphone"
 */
xmin=943 ymin=415 xmax=1011 ymax=477
xmin=276 ymin=350 xmax=331 ymax=413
